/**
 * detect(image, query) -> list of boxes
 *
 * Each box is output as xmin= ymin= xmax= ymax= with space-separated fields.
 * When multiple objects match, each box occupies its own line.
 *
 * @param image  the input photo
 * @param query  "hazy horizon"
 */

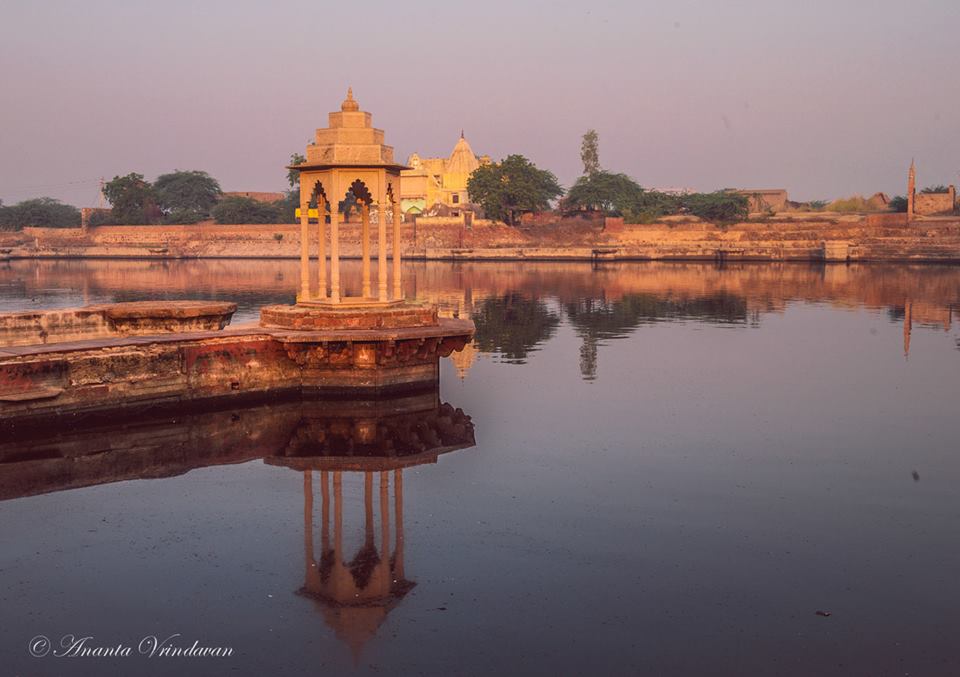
xmin=2 ymin=0 xmax=958 ymax=207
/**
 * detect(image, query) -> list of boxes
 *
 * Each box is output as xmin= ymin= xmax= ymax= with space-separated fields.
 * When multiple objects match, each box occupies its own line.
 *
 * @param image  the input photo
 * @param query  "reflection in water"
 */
xmin=564 ymin=292 xmax=749 ymax=379
xmin=2 ymin=259 xmax=958 ymax=376
xmin=471 ymin=293 xmax=560 ymax=363
xmin=3 ymin=260 xmax=960 ymax=674
xmin=0 ymin=389 xmax=475 ymax=660
xmin=264 ymin=405 xmax=476 ymax=661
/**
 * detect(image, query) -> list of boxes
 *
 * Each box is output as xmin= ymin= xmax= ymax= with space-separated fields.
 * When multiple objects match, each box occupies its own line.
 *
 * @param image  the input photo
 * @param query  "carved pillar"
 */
xmin=330 ymin=201 xmax=341 ymax=303
xmin=361 ymin=201 xmax=371 ymax=298
xmin=378 ymin=202 xmax=388 ymax=302
xmin=392 ymin=202 xmax=402 ymax=300
xmin=299 ymin=197 xmax=310 ymax=301
xmin=317 ymin=197 xmax=327 ymax=300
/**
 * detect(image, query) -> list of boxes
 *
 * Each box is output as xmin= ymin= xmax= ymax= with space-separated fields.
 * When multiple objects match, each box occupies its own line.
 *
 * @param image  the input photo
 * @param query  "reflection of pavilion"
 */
xmin=0 ymin=386 xmax=475 ymax=659
xmin=265 ymin=398 xmax=475 ymax=661
xmin=298 ymin=469 xmax=411 ymax=660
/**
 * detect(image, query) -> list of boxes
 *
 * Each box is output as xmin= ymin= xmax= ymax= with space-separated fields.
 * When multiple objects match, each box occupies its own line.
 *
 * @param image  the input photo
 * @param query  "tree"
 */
xmin=212 ymin=196 xmax=281 ymax=224
xmin=153 ymin=170 xmax=221 ymax=223
xmin=580 ymin=129 xmax=600 ymax=175
xmin=288 ymin=152 xmax=306 ymax=189
xmin=563 ymin=170 xmax=644 ymax=215
xmin=0 ymin=197 xmax=81 ymax=230
xmin=888 ymin=195 xmax=908 ymax=212
xmin=102 ymin=173 xmax=158 ymax=224
xmin=623 ymin=190 xmax=682 ymax=222
xmin=682 ymin=192 xmax=749 ymax=222
xmin=277 ymin=191 xmax=299 ymax=223
xmin=467 ymin=155 xmax=563 ymax=225
xmin=920 ymin=185 xmax=949 ymax=194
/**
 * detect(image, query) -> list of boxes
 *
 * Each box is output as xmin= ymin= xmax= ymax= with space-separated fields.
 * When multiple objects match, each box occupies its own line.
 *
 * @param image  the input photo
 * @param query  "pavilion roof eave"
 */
xmin=288 ymin=162 xmax=411 ymax=172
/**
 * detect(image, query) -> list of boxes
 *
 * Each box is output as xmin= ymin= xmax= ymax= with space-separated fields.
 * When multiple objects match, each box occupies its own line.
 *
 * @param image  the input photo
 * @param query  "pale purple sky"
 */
xmin=1 ymin=0 xmax=958 ymax=206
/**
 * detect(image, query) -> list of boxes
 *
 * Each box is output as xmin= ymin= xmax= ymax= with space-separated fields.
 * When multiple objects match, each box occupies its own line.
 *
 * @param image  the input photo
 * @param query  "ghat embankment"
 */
xmin=2 ymin=212 xmax=960 ymax=262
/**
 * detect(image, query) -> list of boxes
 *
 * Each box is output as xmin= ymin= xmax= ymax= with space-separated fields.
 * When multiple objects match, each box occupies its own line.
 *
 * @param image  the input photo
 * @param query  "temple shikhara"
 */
xmin=400 ymin=134 xmax=489 ymax=219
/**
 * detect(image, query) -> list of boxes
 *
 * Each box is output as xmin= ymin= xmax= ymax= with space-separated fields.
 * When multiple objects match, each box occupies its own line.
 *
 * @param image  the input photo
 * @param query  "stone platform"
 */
xmin=260 ymin=301 xmax=437 ymax=331
xmin=0 ymin=315 xmax=474 ymax=425
xmin=0 ymin=301 xmax=236 ymax=348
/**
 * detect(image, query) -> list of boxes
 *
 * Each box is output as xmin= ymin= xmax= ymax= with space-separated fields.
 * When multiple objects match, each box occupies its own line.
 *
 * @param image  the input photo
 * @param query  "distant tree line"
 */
xmin=0 ymin=198 xmax=81 ymax=230
xmin=2 ymin=137 xmax=930 ymax=230
xmin=85 ymin=167 xmax=302 ymax=226
xmin=467 ymin=131 xmax=750 ymax=224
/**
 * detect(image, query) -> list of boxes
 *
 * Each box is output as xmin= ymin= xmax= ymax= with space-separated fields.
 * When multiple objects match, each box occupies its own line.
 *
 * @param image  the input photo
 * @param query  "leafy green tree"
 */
xmin=277 ymin=191 xmax=299 ymax=223
xmin=212 ymin=196 xmax=281 ymax=224
xmin=623 ymin=190 xmax=682 ymax=222
xmin=0 ymin=197 xmax=81 ymax=229
xmin=288 ymin=152 xmax=306 ymax=189
xmin=920 ymin=185 xmax=949 ymax=194
xmin=682 ymin=192 xmax=749 ymax=222
xmin=102 ymin=173 xmax=158 ymax=224
xmin=888 ymin=195 xmax=908 ymax=212
xmin=467 ymin=155 xmax=563 ymax=225
xmin=563 ymin=170 xmax=644 ymax=215
xmin=153 ymin=170 xmax=222 ymax=223
xmin=580 ymin=129 xmax=600 ymax=175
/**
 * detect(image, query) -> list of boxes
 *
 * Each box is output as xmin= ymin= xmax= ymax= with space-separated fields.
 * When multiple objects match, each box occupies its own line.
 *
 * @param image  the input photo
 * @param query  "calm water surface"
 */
xmin=1 ymin=259 xmax=959 ymax=676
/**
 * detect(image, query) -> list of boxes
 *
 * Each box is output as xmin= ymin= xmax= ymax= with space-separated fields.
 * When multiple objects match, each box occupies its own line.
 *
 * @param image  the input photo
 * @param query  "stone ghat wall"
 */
xmin=4 ymin=215 xmax=960 ymax=261
xmin=0 ymin=322 xmax=473 ymax=422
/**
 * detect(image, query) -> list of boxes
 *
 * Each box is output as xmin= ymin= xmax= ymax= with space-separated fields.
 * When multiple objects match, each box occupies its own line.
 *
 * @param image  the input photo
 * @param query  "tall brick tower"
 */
xmin=907 ymin=159 xmax=916 ymax=222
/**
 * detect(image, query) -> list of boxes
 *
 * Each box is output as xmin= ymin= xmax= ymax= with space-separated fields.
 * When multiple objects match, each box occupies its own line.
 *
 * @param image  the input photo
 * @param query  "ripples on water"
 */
xmin=1 ymin=259 xmax=959 ymax=675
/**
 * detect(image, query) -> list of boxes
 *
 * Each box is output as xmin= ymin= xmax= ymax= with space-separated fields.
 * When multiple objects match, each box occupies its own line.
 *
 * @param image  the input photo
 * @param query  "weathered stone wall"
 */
xmin=4 ymin=213 xmax=960 ymax=261
xmin=914 ymin=189 xmax=956 ymax=216
xmin=0 ymin=318 xmax=473 ymax=422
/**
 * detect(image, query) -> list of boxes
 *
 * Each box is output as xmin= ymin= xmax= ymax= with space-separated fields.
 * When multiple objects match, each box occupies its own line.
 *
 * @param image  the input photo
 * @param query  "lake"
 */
xmin=1 ymin=259 xmax=959 ymax=676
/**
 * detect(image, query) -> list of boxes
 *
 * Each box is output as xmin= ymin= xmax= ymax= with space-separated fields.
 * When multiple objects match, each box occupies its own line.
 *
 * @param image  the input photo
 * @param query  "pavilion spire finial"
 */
xmin=460 ymin=129 xmax=464 ymax=139
xmin=342 ymin=87 xmax=359 ymax=112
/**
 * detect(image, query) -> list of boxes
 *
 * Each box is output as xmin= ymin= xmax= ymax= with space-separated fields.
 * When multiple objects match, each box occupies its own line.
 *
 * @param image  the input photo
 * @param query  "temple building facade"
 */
xmin=400 ymin=133 xmax=490 ymax=218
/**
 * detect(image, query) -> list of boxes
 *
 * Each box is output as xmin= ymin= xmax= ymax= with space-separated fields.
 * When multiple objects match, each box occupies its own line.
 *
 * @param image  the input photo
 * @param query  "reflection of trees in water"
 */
xmin=471 ymin=290 xmax=749 ymax=376
xmin=471 ymin=293 xmax=560 ymax=363
xmin=564 ymin=293 xmax=749 ymax=379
